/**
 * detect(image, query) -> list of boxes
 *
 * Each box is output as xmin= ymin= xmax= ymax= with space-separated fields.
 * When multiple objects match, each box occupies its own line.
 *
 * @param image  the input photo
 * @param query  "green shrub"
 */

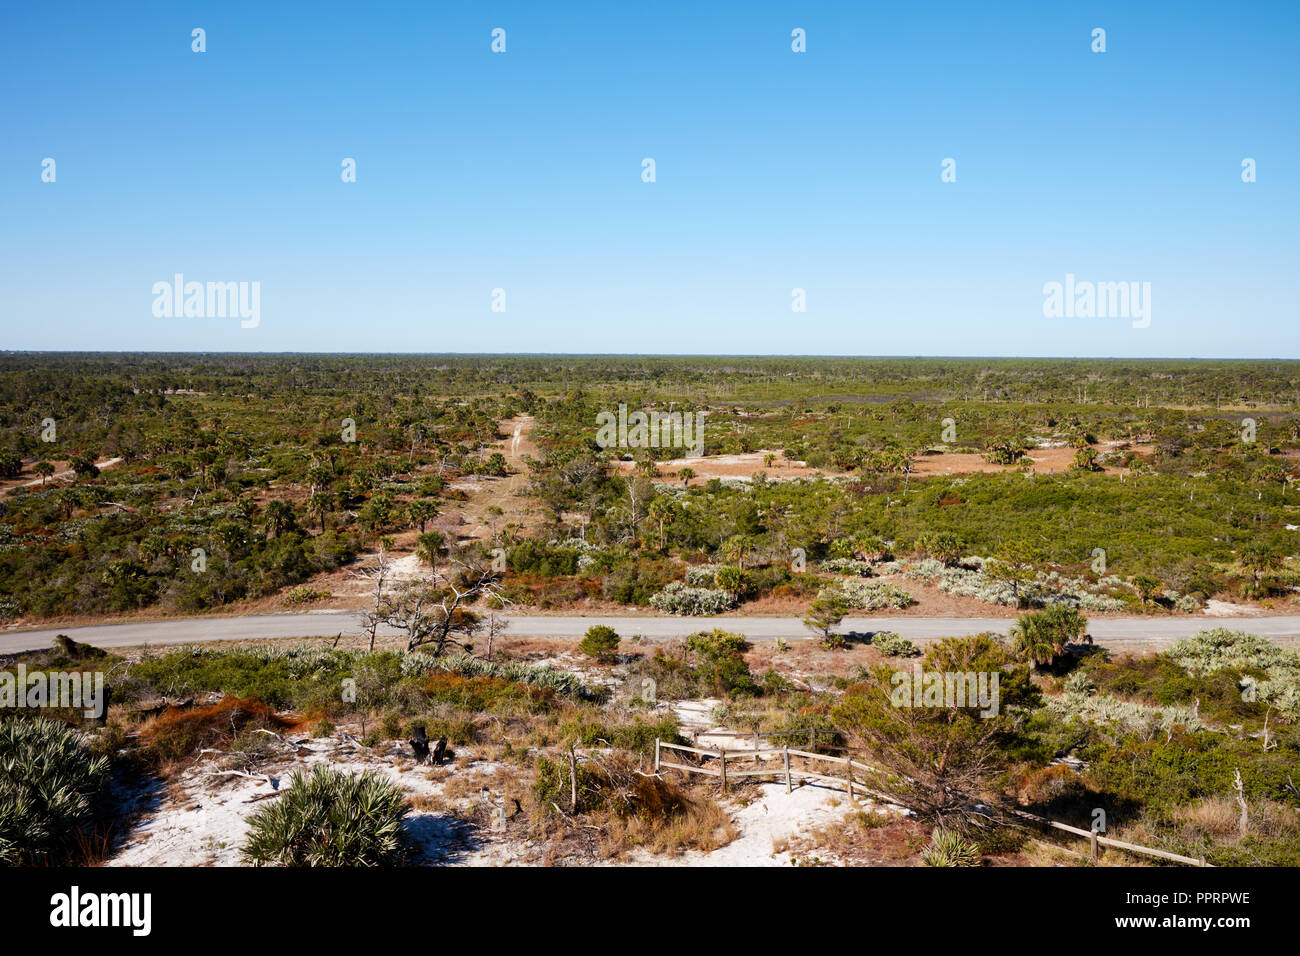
xmin=559 ymin=714 xmax=683 ymax=755
xmin=285 ymin=585 xmax=331 ymax=605
xmin=830 ymin=580 xmax=915 ymax=611
xmin=871 ymin=632 xmax=919 ymax=658
xmin=579 ymin=625 xmax=621 ymax=661
xmin=242 ymin=765 xmax=410 ymax=867
xmin=714 ymin=565 xmax=749 ymax=597
xmin=507 ymin=540 xmax=582 ymax=576
xmin=684 ymin=630 xmax=756 ymax=696
xmin=0 ymin=717 xmax=110 ymax=865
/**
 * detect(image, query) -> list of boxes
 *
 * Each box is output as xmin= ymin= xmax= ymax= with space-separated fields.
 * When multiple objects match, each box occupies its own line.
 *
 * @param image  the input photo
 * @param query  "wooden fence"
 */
xmin=653 ymin=738 xmax=1210 ymax=867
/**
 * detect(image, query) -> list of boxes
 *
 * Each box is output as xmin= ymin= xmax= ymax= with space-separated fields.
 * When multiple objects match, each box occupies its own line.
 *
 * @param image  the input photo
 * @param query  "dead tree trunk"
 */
xmin=409 ymin=726 xmax=430 ymax=764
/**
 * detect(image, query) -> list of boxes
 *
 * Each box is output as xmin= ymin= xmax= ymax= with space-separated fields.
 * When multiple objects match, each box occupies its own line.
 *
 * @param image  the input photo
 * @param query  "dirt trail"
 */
xmin=452 ymin=414 xmax=539 ymax=542
xmin=2 ymin=457 xmax=123 ymax=495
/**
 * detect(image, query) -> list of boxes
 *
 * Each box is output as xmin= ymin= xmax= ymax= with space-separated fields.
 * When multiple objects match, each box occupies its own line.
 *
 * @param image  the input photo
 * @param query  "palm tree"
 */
xmin=33 ymin=460 xmax=55 ymax=485
xmin=720 ymin=534 xmax=755 ymax=570
xmin=677 ymin=466 xmax=695 ymax=488
xmin=407 ymin=498 xmax=439 ymax=533
xmin=1239 ymin=540 xmax=1283 ymax=593
xmin=308 ymin=491 xmax=333 ymax=533
xmin=1010 ymin=605 xmax=1087 ymax=672
xmin=263 ymin=499 xmax=297 ymax=538
xmin=415 ymin=531 xmax=445 ymax=568
xmin=646 ymin=496 xmax=675 ymax=549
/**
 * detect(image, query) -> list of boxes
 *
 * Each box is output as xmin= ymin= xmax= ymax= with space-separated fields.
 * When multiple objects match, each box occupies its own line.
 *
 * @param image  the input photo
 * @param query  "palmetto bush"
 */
xmin=1167 ymin=628 xmax=1299 ymax=676
xmin=399 ymin=651 xmax=590 ymax=699
xmin=1045 ymin=691 xmax=1204 ymax=735
xmin=0 ymin=717 xmax=110 ymax=865
xmin=870 ymin=632 xmax=919 ymax=658
xmin=921 ymin=828 xmax=981 ymax=867
xmin=820 ymin=558 xmax=875 ymax=577
xmin=649 ymin=582 xmax=738 ymax=615
xmin=242 ymin=765 xmax=410 ymax=867
xmin=892 ymin=558 xmax=1130 ymax=611
xmin=684 ymin=563 xmax=724 ymax=587
xmin=827 ymin=580 xmax=914 ymax=611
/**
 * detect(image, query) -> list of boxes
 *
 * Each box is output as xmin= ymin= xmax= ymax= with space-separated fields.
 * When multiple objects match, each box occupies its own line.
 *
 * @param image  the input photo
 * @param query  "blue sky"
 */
xmin=1 ymin=1 xmax=1297 ymax=357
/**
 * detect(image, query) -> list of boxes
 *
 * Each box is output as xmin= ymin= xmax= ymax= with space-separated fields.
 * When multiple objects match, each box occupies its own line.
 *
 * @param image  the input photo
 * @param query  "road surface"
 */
xmin=4 ymin=612 xmax=1299 ymax=654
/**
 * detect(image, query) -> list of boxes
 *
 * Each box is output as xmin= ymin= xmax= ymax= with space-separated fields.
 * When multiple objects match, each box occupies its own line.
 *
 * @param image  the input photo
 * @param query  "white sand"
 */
xmin=107 ymin=737 xmax=518 ymax=867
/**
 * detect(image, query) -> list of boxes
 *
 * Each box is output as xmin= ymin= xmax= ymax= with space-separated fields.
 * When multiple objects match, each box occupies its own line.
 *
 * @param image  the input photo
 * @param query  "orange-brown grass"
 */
xmin=144 ymin=696 xmax=291 ymax=763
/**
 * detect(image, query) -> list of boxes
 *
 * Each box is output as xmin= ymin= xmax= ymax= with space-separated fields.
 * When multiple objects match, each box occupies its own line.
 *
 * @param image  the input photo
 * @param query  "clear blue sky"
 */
xmin=2 ymin=1 xmax=1297 ymax=357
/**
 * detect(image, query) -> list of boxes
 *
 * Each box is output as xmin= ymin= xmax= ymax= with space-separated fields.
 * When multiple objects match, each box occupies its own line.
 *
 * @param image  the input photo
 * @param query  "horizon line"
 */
xmin=3 ymin=350 xmax=1300 ymax=363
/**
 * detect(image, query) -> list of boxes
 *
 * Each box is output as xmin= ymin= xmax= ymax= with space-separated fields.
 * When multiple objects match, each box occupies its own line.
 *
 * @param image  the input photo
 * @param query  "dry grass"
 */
xmin=596 ymin=782 xmax=739 ymax=859
xmin=1169 ymin=796 xmax=1300 ymax=844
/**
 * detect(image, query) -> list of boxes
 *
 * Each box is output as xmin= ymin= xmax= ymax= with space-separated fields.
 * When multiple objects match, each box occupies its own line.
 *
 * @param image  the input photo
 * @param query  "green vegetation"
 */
xmin=3 ymin=354 xmax=1300 ymax=866
xmin=870 ymin=632 xmax=919 ymax=657
xmin=1010 ymin=605 xmax=1089 ymax=671
xmin=242 ymin=765 xmax=410 ymax=867
xmin=0 ymin=718 xmax=110 ymax=865
xmin=922 ymin=828 xmax=981 ymax=867
xmin=579 ymin=624 xmax=621 ymax=661
xmin=2 ymin=355 xmax=1296 ymax=623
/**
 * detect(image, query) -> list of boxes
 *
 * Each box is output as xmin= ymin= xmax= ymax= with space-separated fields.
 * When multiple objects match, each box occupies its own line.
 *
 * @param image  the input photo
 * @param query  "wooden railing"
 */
xmin=655 ymin=739 xmax=898 ymax=803
xmin=653 ymin=738 xmax=1211 ymax=867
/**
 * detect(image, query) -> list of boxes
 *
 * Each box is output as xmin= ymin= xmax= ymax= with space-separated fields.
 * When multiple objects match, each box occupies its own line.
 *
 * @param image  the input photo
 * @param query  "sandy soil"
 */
xmin=614 ymin=451 xmax=823 ymax=486
xmin=628 ymin=782 xmax=896 ymax=867
xmin=907 ymin=442 xmax=1155 ymax=476
xmin=107 ymin=732 xmax=521 ymax=867
xmin=612 ymin=442 xmax=1159 ymax=484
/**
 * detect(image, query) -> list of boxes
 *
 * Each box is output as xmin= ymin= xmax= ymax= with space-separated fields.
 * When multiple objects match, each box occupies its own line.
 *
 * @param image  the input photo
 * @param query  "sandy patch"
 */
xmin=107 ymin=735 xmax=520 ymax=867
xmin=614 ymin=451 xmax=823 ymax=486
xmin=1203 ymin=600 xmax=1259 ymax=617
xmin=910 ymin=443 xmax=1153 ymax=477
xmin=630 ymin=782 xmax=895 ymax=867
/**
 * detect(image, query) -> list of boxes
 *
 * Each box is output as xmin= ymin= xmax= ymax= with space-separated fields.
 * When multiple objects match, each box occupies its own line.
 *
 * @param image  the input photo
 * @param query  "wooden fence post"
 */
xmin=654 ymin=738 xmax=661 ymax=773
xmin=845 ymin=757 xmax=854 ymax=801
xmin=568 ymin=745 xmax=577 ymax=813
xmin=1089 ymin=830 xmax=1099 ymax=863
xmin=720 ymin=748 xmax=728 ymax=793
xmin=809 ymin=727 xmax=816 ymax=750
xmin=783 ymin=746 xmax=791 ymax=793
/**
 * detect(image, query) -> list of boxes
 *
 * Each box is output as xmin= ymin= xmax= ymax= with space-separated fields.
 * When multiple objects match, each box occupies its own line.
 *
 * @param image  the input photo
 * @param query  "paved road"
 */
xmin=4 ymin=612 xmax=1299 ymax=654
